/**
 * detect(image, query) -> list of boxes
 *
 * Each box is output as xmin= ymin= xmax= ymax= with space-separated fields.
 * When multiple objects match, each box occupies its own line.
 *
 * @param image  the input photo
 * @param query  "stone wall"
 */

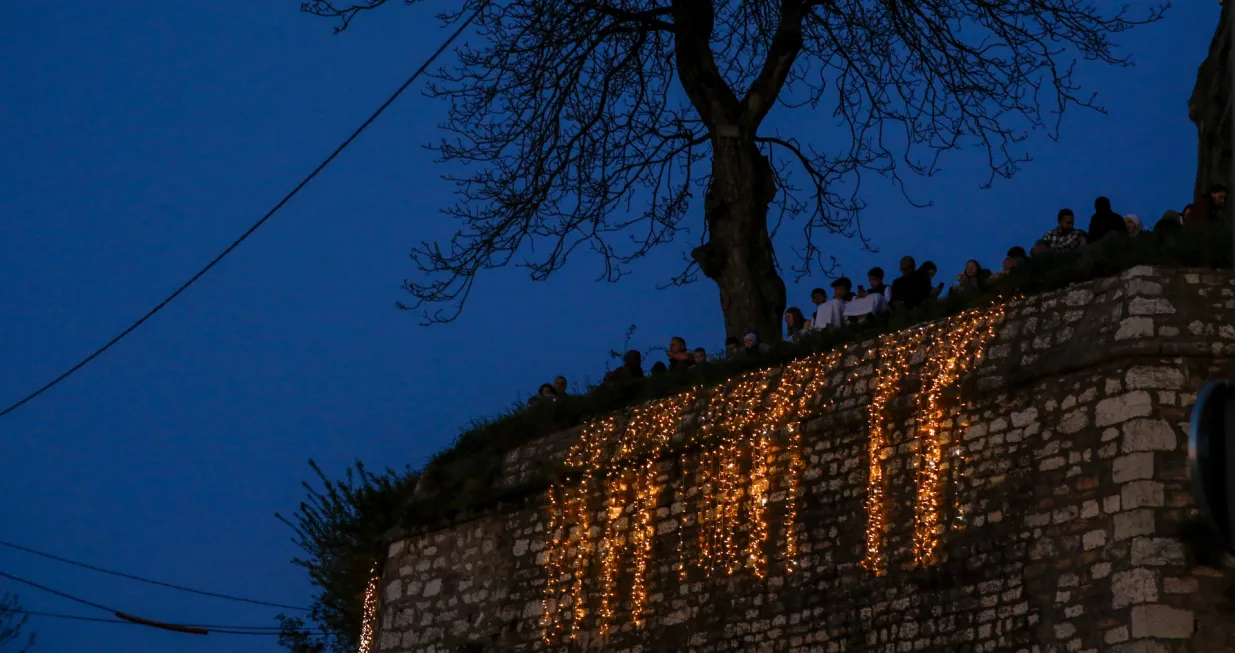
xmin=378 ymin=267 xmax=1235 ymax=653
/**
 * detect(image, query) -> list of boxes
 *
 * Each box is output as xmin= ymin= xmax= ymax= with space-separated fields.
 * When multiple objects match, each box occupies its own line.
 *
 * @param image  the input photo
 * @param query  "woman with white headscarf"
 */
xmin=1123 ymin=214 xmax=1143 ymax=236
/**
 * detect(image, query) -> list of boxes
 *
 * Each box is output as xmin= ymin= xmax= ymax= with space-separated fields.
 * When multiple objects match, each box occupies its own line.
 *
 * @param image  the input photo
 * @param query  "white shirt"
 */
xmin=843 ymin=292 xmax=888 ymax=318
xmin=813 ymin=298 xmax=847 ymax=328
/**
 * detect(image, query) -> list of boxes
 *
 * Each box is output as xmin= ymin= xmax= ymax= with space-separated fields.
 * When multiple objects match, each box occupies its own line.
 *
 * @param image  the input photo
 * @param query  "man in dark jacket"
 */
xmin=890 ymin=256 xmax=930 ymax=309
xmin=1189 ymin=184 xmax=1228 ymax=228
xmin=1087 ymin=196 xmax=1127 ymax=243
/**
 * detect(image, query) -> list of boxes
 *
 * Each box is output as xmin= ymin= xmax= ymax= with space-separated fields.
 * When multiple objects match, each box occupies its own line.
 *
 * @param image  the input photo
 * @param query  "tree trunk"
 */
xmin=692 ymin=137 xmax=787 ymax=345
xmin=1190 ymin=0 xmax=1231 ymax=203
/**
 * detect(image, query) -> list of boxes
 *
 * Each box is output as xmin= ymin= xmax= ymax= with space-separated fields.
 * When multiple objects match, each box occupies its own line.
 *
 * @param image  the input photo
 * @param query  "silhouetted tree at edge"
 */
xmin=305 ymin=0 xmax=1163 ymax=344
xmin=0 ymin=593 xmax=34 ymax=653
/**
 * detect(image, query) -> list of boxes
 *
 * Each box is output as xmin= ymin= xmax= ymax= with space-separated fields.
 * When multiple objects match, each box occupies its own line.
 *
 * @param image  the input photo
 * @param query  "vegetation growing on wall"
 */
xmin=277 ymin=461 xmax=416 ymax=653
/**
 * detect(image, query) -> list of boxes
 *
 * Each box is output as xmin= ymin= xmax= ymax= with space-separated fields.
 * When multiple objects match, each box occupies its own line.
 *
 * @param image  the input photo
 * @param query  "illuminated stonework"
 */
xmin=912 ymin=306 xmax=1004 ymax=566
xmin=539 ymin=352 xmax=846 ymax=642
xmin=357 ymin=566 xmax=379 ymax=653
xmin=539 ymin=304 xmax=1003 ymax=642
xmin=861 ymin=327 xmax=925 ymax=575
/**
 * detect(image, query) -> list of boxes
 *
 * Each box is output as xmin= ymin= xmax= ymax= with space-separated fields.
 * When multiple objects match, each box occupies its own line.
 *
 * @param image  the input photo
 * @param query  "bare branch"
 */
xmin=305 ymin=0 xmax=1167 ymax=331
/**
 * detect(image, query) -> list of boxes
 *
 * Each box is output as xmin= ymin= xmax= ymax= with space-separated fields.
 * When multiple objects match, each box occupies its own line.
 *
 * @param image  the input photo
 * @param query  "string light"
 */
xmin=912 ymin=306 xmax=1004 ymax=566
xmin=357 ymin=565 xmax=379 ymax=653
xmin=629 ymin=459 xmax=659 ymax=625
xmin=536 ymin=304 xmax=1002 ymax=641
xmin=862 ymin=328 xmax=925 ymax=575
xmin=596 ymin=473 xmax=629 ymax=636
xmin=676 ymin=453 xmax=689 ymax=582
xmin=746 ymin=430 xmax=771 ymax=579
xmin=565 ymin=416 xmax=621 ymax=639
xmin=782 ymin=423 xmax=803 ymax=572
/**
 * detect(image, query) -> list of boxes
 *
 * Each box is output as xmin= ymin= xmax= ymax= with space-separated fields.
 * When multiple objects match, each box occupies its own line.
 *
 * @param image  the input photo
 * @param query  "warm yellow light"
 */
xmin=357 ymin=565 xmax=379 ymax=653
xmin=912 ymin=306 xmax=1003 ymax=566
xmin=862 ymin=327 xmax=924 ymax=575
xmin=537 ymin=305 xmax=1002 ymax=642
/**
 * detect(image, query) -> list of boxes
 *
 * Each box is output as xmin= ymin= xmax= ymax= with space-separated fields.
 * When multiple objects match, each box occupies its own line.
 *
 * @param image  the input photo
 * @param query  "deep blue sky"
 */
xmin=0 ymin=2 xmax=1217 ymax=651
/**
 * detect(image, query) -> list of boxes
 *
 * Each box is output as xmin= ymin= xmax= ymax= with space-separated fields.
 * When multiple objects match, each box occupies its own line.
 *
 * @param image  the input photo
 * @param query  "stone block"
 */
xmin=1121 ymin=419 xmax=1176 ymax=452
xmin=1125 ymin=279 xmax=1163 ymax=296
xmin=1122 ymin=265 xmax=1156 ymax=278
xmin=423 ymin=578 xmax=442 ymax=597
xmin=1121 ymin=481 xmax=1165 ymax=509
xmin=1114 ymin=509 xmax=1155 ymax=541
xmin=1115 ymin=317 xmax=1155 ymax=341
xmin=1112 ymin=453 xmax=1155 ymax=483
xmin=1112 ymin=642 xmax=1169 ymax=653
xmin=1059 ymin=409 xmax=1089 ymax=435
xmin=1130 ymin=604 xmax=1194 ymax=639
xmin=1124 ymin=366 xmax=1185 ymax=391
xmin=1111 ymin=568 xmax=1157 ymax=608
xmin=1130 ymin=537 xmax=1187 ymax=566
xmin=1011 ymin=408 xmax=1038 ymax=428
xmin=1097 ymin=392 xmax=1152 ymax=427
xmin=1083 ymin=529 xmax=1107 ymax=550
xmin=1128 ymin=297 xmax=1175 ymax=315
xmin=1163 ymin=577 xmax=1198 ymax=594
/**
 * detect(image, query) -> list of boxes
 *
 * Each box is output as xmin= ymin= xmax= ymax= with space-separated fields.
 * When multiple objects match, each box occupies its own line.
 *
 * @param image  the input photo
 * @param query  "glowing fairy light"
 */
xmin=746 ymin=430 xmax=772 ymax=579
xmin=357 ymin=565 xmax=379 ymax=653
xmin=629 ymin=459 xmax=659 ymax=625
xmin=596 ymin=473 xmax=629 ymax=635
xmin=676 ymin=453 xmax=689 ymax=582
xmin=535 ymin=304 xmax=1002 ymax=642
xmin=862 ymin=328 xmax=925 ymax=575
xmin=782 ymin=423 xmax=804 ymax=572
xmin=912 ymin=306 xmax=1003 ymax=566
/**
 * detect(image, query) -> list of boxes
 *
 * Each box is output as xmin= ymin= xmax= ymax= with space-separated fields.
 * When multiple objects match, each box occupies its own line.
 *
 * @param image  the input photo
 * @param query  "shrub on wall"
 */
xmin=277 ymin=461 xmax=417 ymax=653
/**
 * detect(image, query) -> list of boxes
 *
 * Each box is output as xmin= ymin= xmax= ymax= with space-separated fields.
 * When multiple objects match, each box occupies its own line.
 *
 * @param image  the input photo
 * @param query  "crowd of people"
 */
xmin=528 ymin=185 xmax=1229 ymax=404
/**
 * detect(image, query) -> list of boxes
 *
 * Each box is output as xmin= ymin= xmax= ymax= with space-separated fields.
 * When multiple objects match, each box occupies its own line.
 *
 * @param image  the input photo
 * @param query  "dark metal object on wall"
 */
xmin=1189 ymin=379 xmax=1235 ymax=554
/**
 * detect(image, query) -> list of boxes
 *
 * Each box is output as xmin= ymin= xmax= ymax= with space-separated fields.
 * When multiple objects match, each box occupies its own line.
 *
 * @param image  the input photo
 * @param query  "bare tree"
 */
xmin=0 ymin=593 xmax=34 ymax=653
xmin=306 ymin=0 xmax=1163 ymax=343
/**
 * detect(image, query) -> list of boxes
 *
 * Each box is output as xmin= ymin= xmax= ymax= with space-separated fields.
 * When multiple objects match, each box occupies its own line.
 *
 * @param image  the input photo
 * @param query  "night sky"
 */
xmin=0 ymin=2 xmax=1218 ymax=652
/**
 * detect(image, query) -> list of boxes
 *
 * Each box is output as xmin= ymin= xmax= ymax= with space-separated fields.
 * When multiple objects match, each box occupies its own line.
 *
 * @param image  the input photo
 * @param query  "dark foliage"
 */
xmin=277 ymin=461 xmax=417 ymax=653
xmin=0 ymin=594 xmax=34 ymax=653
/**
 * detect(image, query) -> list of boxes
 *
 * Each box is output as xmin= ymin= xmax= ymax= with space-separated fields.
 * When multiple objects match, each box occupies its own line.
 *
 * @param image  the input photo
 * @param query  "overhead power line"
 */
xmin=0 ymin=570 xmax=114 ymax=613
xmin=10 ymin=609 xmax=274 ymax=630
xmin=0 ymin=571 xmax=329 ymax=638
xmin=0 ymin=538 xmax=306 ymax=611
xmin=0 ymin=2 xmax=488 ymax=419
xmin=9 ymin=609 xmax=333 ymax=638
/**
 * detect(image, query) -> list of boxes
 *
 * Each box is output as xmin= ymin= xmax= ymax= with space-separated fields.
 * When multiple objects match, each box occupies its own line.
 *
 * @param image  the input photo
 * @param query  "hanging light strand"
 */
xmin=357 ymin=565 xmax=379 ymax=653
xmin=862 ymin=328 xmax=925 ymax=575
xmin=912 ymin=306 xmax=1004 ymax=566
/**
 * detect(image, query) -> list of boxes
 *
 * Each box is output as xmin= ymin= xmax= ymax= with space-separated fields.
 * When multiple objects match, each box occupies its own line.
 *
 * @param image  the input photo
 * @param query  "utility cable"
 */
xmin=0 ymin=570 xmax=115 ymax=613
xmin=9 ymin=610 xmax=335 ymax=638
xmin=0 ymin=538 xmax=306 ymax=611
xmin=0 ymin=3 xmax=488 ymax=419
xmin=0 ymin=571 xmax=330 ymax=638
xmin=9 ymin=609 xmax=282 ymax=631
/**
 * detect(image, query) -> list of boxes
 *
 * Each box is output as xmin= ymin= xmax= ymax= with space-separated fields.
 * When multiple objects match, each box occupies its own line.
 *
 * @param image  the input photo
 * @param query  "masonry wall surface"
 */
xmin=377 ymin=267 xmax=1235 ymax=653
